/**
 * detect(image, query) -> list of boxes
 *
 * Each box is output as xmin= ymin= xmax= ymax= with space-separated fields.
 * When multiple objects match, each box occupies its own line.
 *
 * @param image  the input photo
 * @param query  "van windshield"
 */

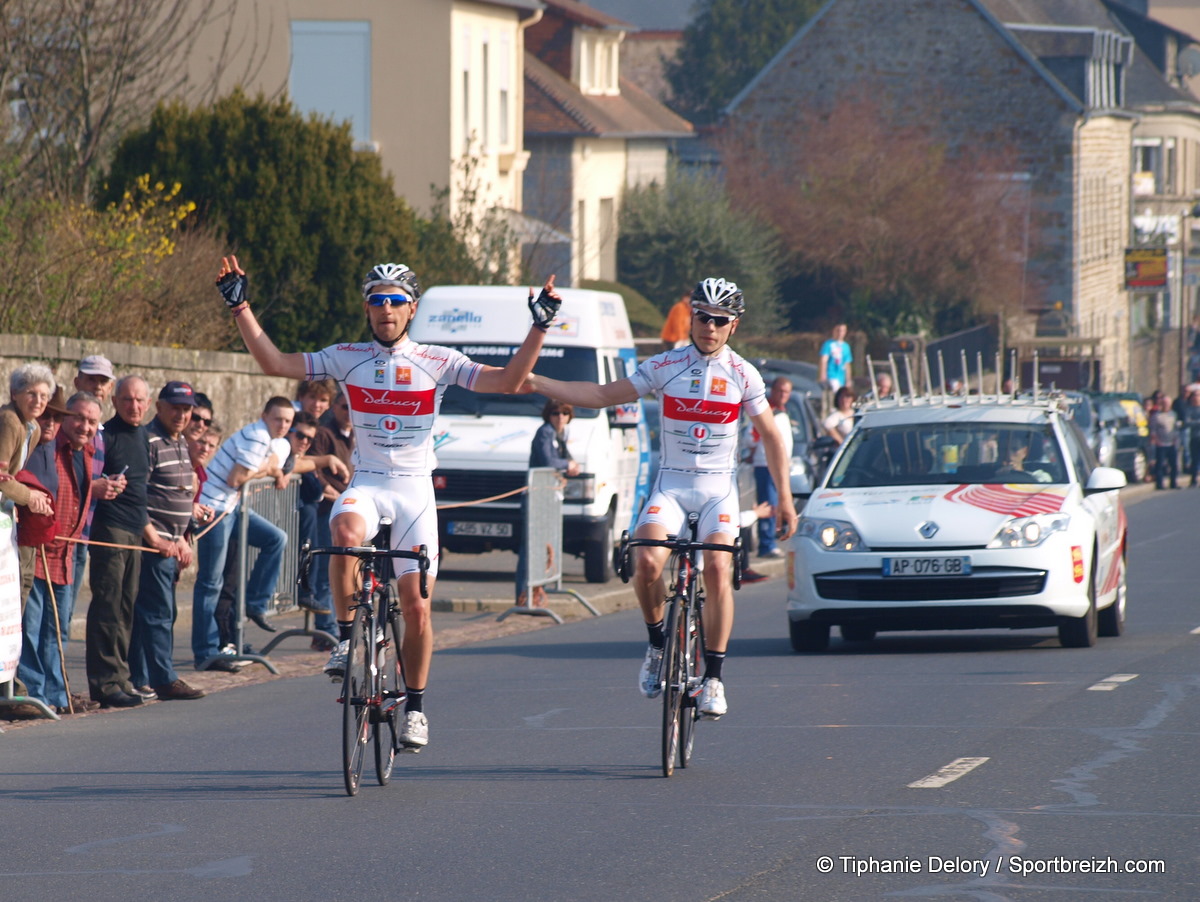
xmin=440 ymin=345 xmax=601 ymax=418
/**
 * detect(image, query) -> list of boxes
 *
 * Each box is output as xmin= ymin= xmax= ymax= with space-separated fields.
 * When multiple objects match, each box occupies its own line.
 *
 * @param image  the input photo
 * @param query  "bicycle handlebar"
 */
xmin=299 ymin=544 xmax=431 ymax=599
xmin=617 ymin=532 xmax=743 ymax=591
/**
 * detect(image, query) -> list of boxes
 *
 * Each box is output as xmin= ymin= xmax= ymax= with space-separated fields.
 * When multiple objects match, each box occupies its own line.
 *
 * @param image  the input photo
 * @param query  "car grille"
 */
xmin=432 ymin=469 xmax=524 ymax=503
xmin=814 ymin=568 xmax=1047 ymax=601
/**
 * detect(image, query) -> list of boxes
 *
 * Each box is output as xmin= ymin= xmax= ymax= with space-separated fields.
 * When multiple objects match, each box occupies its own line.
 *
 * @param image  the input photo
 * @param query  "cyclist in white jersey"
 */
xmin=216 ymin=255 xmax=560 ymax=748
xmin=526 ymin=278 xmax=796 ymax=717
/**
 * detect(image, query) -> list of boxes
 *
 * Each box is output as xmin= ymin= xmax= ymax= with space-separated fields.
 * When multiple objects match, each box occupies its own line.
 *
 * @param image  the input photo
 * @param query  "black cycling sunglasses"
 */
xmin=693 ymin=311 xmax=734 ymax=327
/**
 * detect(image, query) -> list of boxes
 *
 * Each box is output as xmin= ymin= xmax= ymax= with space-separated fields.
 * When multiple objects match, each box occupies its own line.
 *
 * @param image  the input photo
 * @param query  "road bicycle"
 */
xmin=616 ymin=512 xmax=741 ymax=777
xmin=300 ymin=521 xmax=430 ymax=796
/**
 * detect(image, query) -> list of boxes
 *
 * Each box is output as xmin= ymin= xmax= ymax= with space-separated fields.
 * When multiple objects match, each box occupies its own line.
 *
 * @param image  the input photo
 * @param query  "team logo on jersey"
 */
xmin=349 ymin=385 xmax=436 ymax=416
xmin=378 ymin=415 xmax=403 ymax=435
xmin=648 ymin=506 xmax=661 ymax=514
xmin=718 ymin=514 xmax=731 ymax=523
xmin=395 ymin=367 xmax=412 ymax=385
xmin=711 ymin=377 xmax=727 ymax=396
xmin=690 ymin=424 xmax=710 ymax=442
xmin=343 ymin=497 xmax=357 ymax=505
xmin=374 ymin=368 xmax=386 ymax=383
xmin=689 ymin=379 xmax=702 ymax=393
xmin=663 ymin=396 xmax=739 ymax=424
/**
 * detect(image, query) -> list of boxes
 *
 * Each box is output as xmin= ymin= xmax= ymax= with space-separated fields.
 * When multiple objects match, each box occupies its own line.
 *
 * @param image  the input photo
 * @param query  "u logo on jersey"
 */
xmin=395 ymin=367 xmax=412 ymax=385
xmin=690 ymin=424 xmax=709 ymax=442
xmin=379 ymin=416 xmax=402 ymax=435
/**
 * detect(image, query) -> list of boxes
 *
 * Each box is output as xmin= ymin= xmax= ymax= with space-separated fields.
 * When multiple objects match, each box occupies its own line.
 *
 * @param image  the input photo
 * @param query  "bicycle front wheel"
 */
xmin=661 ymin=597 xmax=684 ymax=778
xmin=374 ymin=594 xmax=403 ymax=786
xmin=342 ymin=606 xmax=372 ymax=796
xmin=678 ymin=598 xmax=700 ymax=769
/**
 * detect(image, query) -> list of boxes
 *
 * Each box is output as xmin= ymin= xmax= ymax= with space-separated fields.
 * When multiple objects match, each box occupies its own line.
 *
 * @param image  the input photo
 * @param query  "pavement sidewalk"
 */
xmin=2 ymin=552 xmax=790 ymax=730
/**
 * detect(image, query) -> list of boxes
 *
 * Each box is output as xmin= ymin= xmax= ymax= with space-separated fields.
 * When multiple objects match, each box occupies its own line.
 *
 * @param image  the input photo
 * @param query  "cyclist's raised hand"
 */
xmin=216 ymin=255 xmax=249 ymax=309
xmin=528 ymin=273 xmax=561 ymax=329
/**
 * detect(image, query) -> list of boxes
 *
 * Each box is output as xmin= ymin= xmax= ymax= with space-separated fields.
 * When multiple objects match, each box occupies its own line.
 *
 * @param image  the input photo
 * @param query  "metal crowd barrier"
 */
xmin=499 ymin=468 xmax=598 ymax=623
xmin=206 ymin=475 xmax=335 ymax=671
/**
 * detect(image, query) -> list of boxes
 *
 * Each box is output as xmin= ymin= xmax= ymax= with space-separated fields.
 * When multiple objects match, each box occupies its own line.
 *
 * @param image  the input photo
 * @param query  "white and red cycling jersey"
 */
xmin=305 ymin=338 xmax=482 ymax=476
xmin=629 ymin=345 xmax=769 ymax=474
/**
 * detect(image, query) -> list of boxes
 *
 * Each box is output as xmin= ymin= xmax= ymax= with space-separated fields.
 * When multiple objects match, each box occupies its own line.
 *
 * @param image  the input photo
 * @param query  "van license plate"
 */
xmin=449 ymin=521 xmax=512 ymax=538
xmin=882 ymin=556 xmax=971 ymax=577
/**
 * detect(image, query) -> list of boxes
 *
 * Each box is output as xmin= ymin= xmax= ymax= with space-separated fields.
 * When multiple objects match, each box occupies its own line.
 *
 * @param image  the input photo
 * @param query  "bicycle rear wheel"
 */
xmin=678 ymin=598 xmax=700 ymax=769
xmin=661 ymin=597 xmax=684 ymax=778
xmin=341 ymin=606 xmax=372 ymax=796
xmin=374 ymin=594 xmax=404 ymax=785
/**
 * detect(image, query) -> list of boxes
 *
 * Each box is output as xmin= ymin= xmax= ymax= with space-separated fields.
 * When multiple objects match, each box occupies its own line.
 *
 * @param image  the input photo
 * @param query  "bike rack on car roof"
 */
xmin=862 ymin=349 xmax=1067 ymax=414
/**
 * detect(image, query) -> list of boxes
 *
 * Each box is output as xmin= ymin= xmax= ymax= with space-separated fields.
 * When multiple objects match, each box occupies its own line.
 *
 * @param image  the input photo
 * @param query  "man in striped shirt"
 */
xmin=129 ymin=382 xmax=208 ymax=700
xmin=191 ymin=396 xmax=292 ymax=670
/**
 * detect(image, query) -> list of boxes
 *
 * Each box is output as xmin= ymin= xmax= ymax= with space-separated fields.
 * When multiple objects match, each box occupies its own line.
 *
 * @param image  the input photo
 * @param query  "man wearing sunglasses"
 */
xmin=525 ymin=277 xmax=797 ymax=719
xmin=215 ymin=255 xmax=560 ymax=749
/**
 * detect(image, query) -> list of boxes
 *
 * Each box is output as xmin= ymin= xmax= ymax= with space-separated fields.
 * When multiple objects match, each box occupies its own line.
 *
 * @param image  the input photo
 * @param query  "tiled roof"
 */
xmin=538 ymin=0 xmax=632 ymax=29
xmin=524 ymin=52 xmax=693 ymax=137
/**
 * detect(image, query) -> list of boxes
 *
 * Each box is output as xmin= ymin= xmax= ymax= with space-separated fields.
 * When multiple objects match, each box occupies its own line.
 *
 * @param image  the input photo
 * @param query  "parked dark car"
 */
xmin=1095 ymin=394 xmax=1150 ymax=483
xmin=1062 ymin=390 xmax=1117 ymax=469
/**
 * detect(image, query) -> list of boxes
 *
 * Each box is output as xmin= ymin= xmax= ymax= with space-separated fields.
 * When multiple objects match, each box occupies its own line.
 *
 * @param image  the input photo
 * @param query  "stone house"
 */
xmin=724 ymin=0 xmax=1146 ymax=389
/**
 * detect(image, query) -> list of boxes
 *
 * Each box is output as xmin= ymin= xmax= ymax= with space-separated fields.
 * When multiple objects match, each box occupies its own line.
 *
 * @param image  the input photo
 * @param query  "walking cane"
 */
xmin=39 ymin=545 xmax=73 ymax=714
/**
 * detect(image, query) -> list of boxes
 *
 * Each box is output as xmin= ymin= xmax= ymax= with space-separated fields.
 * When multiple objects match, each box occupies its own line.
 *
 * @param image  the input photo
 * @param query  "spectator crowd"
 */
xmin=1 ymin=355 xmax=350 ymax=719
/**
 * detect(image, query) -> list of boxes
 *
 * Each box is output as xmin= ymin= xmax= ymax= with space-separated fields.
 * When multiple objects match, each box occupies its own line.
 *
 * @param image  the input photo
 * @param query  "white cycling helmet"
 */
xmin=691 ymin=277 xmax=745 ymax=317
xmin=362 ymin=263 xmax=422 ymax=300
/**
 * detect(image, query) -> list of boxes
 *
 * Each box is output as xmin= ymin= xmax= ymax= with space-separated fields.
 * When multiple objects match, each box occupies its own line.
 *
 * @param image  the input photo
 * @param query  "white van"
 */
xmin=409 ymin=285 xmax=651 ymax=582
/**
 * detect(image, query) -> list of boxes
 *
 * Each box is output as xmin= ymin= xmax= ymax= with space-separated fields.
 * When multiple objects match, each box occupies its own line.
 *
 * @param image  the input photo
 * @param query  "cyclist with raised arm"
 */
xmin=216 ymin=256 xmax=560 ymax=748
xmin=527 ymin=278 xmax=796 ymax=717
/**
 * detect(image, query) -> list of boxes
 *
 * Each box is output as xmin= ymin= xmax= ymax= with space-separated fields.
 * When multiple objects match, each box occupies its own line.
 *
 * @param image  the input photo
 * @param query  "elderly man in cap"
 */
xmin=128 ymin=382 xmax=209 ymax=701
xmin=16 ymin=391 xmax=107 ymax=714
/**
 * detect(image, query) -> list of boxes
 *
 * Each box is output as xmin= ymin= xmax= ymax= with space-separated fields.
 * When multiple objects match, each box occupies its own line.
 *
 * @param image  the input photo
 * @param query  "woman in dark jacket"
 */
xmin=516 ymin=401 xmax=580 ymax=605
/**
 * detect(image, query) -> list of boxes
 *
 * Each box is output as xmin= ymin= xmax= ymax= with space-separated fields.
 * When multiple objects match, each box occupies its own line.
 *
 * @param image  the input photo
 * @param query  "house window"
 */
xmin=290 ymin=21 xmax=371 ymax=146
xmin=1134 ymin=138 xmax=1176 ymax=195
xmin=462 ymin=27 xmax=471 ymax=153
xmin=499 ymin=34 xmax=510 ymax=147
xmin=599 ymin=197 xmax=616 ymax=281
xmin=482 ymin=38 xmax=490 ymax=149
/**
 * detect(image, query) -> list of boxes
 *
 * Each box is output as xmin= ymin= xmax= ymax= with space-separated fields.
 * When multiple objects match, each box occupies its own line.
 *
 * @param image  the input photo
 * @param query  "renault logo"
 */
xmin=918 ymin=521 xmax=939 ymax=539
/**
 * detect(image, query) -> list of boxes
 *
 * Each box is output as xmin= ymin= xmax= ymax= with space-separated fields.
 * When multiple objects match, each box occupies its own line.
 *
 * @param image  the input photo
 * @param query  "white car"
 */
xmin=786 ymin=395 xmax=1128 ymax=651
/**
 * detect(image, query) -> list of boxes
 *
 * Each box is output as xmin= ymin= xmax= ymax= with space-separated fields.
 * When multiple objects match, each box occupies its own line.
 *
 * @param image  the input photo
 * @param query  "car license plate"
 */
xmin=448 ymin=521 xmax=513 ymax=538
xmin=882 ymin=556 xmax=971 ymax=577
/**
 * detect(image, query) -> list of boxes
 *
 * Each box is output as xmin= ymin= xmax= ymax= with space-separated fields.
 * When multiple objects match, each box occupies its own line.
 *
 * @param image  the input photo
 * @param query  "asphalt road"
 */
xmin=3 ymin=487 xmax=1200 ymax=901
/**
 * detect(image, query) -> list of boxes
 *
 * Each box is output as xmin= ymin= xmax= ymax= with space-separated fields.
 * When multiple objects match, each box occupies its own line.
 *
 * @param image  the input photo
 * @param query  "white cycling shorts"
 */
xmin=636 ymin=469 xmax=740 ymax=541
xmin=329 ymin=472 xmax=440 ymax=578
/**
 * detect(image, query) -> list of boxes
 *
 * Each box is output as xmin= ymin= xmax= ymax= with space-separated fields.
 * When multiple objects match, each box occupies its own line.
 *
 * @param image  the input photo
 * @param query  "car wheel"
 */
xmin=839 ymin=624 xmax=876 ymax=642
xmin=789 ymin=619 xmax=830 ymax=653
xmin=1131 ymin=449 xmax=1148 ymax=483
xmin=584 ymin=511 xmax=616 ymax=583
xmin=1097 ymin=549 xmax=1127 ymax=638
xmin=1058 ymin=547 xmax=1099 ymax=648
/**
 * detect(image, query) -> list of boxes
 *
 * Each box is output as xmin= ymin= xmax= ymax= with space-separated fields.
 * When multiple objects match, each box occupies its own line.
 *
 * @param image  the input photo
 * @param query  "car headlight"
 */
xmin=562 ymin=475 xmax=596 ymax=503
xmin=797 ymin=516 xmax=869 ymax=551
xmin=987 ymin=512 xmax=1071 ymax=548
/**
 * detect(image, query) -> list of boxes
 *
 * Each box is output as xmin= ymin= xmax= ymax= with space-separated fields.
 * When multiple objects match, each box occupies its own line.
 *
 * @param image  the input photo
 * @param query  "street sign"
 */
xmin=1125 ymin=247 xmax=1168 ymax=289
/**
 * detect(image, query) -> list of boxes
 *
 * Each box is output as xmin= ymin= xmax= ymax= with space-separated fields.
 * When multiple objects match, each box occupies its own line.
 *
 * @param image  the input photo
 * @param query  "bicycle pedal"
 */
xmin=398 ymin=743 xmax=423 ymax=754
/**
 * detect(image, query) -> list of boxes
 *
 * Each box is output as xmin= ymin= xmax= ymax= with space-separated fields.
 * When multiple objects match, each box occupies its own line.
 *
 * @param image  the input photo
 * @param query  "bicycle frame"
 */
xmin=298 ymin=539 xmax=429 ymax=796
xmin=616 ymin=512 xmax=740 ymax=776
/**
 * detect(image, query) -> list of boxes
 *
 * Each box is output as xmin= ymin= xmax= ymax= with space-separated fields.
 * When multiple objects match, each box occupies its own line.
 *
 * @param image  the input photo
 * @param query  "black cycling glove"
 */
xmin=216 ymin=271 xmax=249 ymax=309
xmin=528 ymin=286 xmax=560 ymax=330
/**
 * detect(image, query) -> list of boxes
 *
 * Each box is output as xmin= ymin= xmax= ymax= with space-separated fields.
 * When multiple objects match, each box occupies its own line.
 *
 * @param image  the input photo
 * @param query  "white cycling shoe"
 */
xmin=697 ymin=678 xmax=727 ymax=718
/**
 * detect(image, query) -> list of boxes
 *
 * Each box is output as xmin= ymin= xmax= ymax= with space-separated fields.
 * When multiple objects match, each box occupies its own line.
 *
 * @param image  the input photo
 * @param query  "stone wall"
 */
xmin=0 ymin=333 xmax=295 ymax=432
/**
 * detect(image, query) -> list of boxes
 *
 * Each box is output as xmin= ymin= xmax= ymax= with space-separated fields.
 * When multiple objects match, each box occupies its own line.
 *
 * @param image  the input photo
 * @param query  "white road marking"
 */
xmin=1190 ymin=626 xmax=1200 ymax=635
xmin=907 ymin=756 xmax=990 ymax=788
xmin=1087 ymin=673 xmax=1139 ymax=691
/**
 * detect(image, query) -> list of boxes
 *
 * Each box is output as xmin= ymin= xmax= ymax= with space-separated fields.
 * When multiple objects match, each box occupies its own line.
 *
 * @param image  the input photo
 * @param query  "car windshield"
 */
xmin=439 ymin=345 xmax=601 ymax=418
xmin=827 ymin=421 xmax=1068 ymax=487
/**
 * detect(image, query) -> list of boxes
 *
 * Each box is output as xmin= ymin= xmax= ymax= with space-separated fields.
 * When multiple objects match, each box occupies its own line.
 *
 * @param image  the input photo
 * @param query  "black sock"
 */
xmin=405 ymin=687 xmax=425 ymax=714
xmin=646 ymin=619 xmax=665 ymax=649
xmin=337 ymin=620 xmax=354 ymax=641
xmin=704 ymin=650 xmax=726 ymax=681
